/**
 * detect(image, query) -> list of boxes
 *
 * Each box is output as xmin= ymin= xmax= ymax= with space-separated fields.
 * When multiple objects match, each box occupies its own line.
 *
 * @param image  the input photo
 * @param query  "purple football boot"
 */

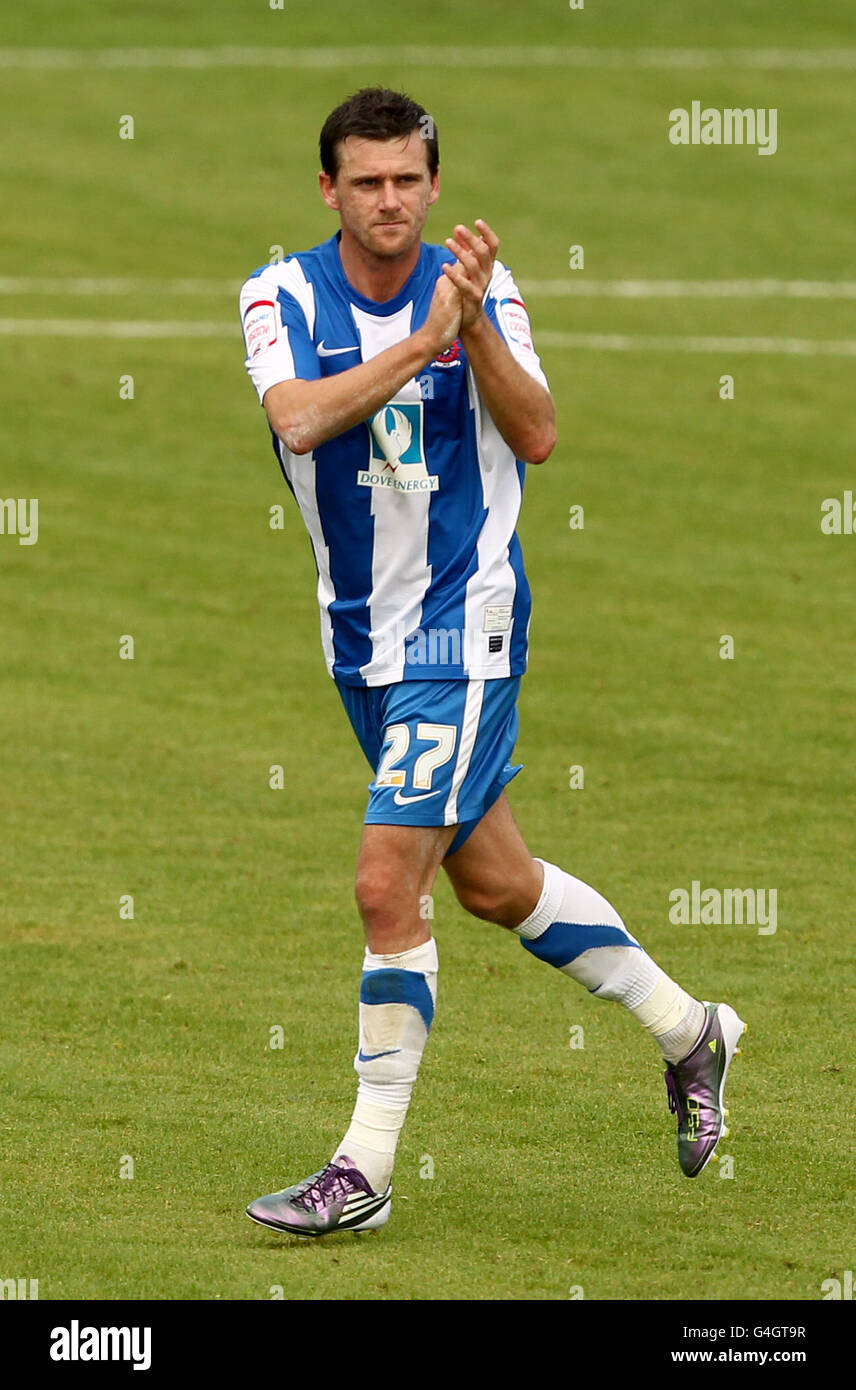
xmin=246 ymin=1155 xmax=392 ymax=1237
xmin=664 ymin=1002 xmax=747 ymax=1177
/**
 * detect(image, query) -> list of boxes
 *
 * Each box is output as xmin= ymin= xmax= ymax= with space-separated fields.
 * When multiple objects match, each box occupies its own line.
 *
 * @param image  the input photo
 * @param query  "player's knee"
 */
xmin=354 ymin=862 xmax=407 ymax=929
xmin=452 ymin=876 xmax=510 ymax=925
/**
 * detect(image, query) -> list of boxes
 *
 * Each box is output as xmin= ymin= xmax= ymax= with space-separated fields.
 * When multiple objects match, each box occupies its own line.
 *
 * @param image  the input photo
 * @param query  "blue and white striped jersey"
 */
xmin=239 ymin=232 xmax=550 ymax=688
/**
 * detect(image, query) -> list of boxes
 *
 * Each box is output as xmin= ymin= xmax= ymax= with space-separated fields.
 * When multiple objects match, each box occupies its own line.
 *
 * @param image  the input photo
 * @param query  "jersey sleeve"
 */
xmin=238 ymin=263 xmax=321 ymax=404
xmin=483 ymin=260 xmax=550 ymax=391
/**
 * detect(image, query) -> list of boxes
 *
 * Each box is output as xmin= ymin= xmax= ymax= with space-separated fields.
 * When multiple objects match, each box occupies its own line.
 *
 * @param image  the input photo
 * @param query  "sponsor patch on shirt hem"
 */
xmin=484 ymin=604 xmax=513 ymax=633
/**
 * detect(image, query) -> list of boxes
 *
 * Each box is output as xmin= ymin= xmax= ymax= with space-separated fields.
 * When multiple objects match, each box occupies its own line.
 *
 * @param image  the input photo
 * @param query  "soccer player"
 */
xmin=239 ymin=88 xmax=746 ymax=1237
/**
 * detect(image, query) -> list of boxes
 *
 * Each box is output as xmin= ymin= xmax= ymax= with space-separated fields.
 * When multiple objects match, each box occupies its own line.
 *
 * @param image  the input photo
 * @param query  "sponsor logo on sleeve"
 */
xmin=499 ymin=297 xmax=534 ymax=352
xmin=243 ymin=300 xmax=277 ymax=359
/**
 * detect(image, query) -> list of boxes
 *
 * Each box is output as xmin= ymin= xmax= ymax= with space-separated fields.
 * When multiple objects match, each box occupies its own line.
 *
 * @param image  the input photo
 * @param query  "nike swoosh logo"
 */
xmin=317 ymin=340 xmax=360 ymax=357
xmin=358 ymin=1048 xmax=401 ymax=1062
xmin=393 ymin=788 xmax=442 ymax=806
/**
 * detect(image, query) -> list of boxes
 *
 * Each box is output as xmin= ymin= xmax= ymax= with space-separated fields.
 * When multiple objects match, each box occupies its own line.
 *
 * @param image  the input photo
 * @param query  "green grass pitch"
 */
xmin=1 ymin=0 xmax=854 ymax=1300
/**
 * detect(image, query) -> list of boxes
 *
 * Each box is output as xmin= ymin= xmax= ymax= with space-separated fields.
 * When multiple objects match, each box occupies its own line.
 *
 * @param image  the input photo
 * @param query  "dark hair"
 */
xmin=320 ymin=88 xmax=439 ymax=180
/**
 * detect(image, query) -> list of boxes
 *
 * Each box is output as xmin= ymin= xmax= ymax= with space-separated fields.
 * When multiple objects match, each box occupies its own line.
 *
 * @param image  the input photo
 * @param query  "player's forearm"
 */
xmin=265 ymin=330 xmax=436 ymax=455
xmin=460 ymin=315 xmax=556 ymax=464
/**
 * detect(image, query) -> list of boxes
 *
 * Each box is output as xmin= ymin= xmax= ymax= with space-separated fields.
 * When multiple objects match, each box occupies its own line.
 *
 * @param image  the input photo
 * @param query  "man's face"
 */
xmin=319 ymin=131 xmax=439 ymax=261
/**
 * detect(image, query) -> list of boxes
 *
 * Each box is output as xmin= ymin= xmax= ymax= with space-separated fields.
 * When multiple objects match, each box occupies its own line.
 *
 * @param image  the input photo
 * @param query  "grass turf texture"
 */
xmin=1 ymin=0 xmax=854 ymax=1300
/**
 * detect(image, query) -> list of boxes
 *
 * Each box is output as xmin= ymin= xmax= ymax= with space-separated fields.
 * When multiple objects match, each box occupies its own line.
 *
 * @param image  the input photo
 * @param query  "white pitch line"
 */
xmin=521 ymin=279 xmax=856 ymax=300
xmin=538 ymin=331 xmax=856 ymax=356
xmin=0 ymin=318 xmax=231 ymax=339
xmin=0 ymin=45 xmax=855 ymax=70
xmin=0 ymin=276 xmax=237 ymax=296
xmin=1 ymin=277 xmax=856 ymax=301
xmin=2 ymin=318 xmax=855 ymax=356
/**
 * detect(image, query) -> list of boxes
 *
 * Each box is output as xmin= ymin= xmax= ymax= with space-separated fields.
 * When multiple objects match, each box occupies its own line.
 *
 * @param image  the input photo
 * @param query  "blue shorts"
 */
xmin=336 ymin=677 xmax=523 ymax=857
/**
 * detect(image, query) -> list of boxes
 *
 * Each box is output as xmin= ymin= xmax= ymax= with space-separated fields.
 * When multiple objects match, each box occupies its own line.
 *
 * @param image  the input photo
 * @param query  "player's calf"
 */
xmin=509 ymin=858 xmax=746 ymax=1174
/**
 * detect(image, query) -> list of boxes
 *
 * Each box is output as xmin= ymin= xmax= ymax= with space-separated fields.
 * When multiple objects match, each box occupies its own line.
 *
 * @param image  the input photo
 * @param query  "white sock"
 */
xmin=334 ymin=937 xmax=437 ymax=1193
xmin=515 ymin=860 xmax=705 ymax=1063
